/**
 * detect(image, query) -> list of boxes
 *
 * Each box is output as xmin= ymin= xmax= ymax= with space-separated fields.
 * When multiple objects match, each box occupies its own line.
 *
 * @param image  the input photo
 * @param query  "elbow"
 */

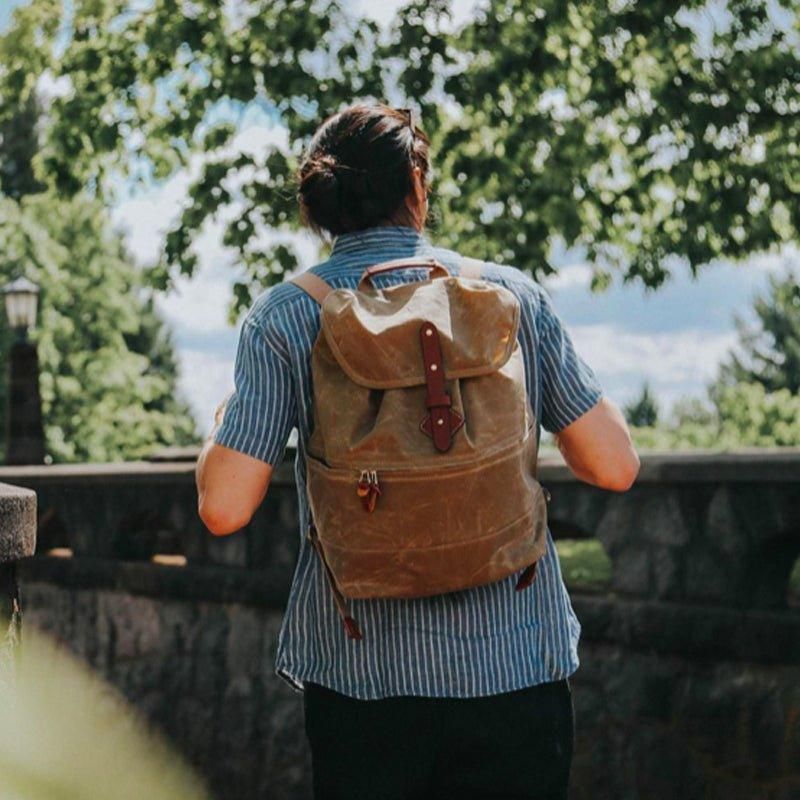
xmin=598 ymin=451 xmax=641 ymax=493
xmin=198 ymin=499 xmax=250 ymax=536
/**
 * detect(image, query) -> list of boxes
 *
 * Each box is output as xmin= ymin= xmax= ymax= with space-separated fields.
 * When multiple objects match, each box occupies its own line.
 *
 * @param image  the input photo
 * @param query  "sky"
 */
xmin=3 ymin=0 xmax=797 ymax=435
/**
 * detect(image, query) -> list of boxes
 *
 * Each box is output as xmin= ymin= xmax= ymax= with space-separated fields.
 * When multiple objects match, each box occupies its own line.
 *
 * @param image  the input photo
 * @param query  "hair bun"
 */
xmin=297 ymin=103 xmax=431 ymax=237
xmin=315 ymin=153 xmax=339 ymax=179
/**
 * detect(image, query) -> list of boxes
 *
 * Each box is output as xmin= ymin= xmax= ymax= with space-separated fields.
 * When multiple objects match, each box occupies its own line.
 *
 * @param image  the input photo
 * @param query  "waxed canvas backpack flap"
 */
xmin=318 ymin=275 xmax=521 ymax=389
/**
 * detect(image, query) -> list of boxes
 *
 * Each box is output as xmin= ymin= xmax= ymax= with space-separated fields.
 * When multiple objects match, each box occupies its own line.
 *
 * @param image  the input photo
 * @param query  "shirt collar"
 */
xmin=330 ymin=225 xmax=431 ymax=257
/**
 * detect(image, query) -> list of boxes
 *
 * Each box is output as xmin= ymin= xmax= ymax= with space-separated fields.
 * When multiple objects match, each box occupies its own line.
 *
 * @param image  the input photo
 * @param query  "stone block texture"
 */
xmin=3 ymin=452 xmax=799 ymax=800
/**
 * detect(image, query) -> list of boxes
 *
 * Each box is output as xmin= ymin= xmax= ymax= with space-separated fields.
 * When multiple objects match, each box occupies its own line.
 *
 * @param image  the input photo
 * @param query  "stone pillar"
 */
xmin=0 ymin=482 xmax=36 ymax=687
xmin=4 ymin=340 xmax=45 ymax=466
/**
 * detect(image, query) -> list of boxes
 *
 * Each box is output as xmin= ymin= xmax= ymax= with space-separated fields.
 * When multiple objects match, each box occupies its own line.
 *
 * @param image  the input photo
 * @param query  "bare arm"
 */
xmin=195 ymin=315 xmax=297 ymax=536
xmin=195 ymin=398 xmax=274 ymax=536
xmin=553 ymin=396 xmax=640 ymax=492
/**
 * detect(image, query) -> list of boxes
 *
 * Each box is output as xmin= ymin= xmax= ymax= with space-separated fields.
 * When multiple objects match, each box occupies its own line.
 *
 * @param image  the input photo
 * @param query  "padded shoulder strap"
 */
xmin=459 ymin=256 xmax=485 ymax=279
xmin=290 ymin=271 xmax=335 ymax=305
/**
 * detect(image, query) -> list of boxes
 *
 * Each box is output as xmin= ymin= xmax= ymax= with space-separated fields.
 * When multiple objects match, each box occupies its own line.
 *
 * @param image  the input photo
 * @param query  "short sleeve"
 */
xmin=538 ymin=289 xmax=603 ymax=433
xmin=213 ymin=318 xmax=297 ymax=465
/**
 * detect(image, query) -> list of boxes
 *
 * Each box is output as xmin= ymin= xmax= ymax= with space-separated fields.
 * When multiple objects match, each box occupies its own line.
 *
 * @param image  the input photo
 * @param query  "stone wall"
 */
xmin=0 ymin=481 xmax=36 ymax=689
xmin=2 ymin=450 xmax=799 ymax=800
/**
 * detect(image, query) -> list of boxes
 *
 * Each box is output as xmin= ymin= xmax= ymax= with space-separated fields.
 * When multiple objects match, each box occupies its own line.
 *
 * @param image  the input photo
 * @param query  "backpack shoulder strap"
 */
xmin=290 ymin=271 xmax=335 ymax=305
xmin=459 ymin=256 xmax=485 ymax=279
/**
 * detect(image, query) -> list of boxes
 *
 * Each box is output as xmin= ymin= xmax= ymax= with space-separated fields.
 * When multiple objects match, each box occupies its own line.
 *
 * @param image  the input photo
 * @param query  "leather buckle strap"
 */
xmin=418 ymin=322 xmax=464 ymax=452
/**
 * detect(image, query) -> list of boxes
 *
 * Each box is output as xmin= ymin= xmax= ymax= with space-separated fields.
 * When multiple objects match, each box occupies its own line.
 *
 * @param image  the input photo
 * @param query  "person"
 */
xmin=195 ymin=102 xmax=640 ymax=800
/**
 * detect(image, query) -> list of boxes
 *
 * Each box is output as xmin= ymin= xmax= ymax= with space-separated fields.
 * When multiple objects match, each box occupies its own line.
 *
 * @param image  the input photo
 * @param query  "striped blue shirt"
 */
xmin=214 ymin=225 xmax=603 ymax=699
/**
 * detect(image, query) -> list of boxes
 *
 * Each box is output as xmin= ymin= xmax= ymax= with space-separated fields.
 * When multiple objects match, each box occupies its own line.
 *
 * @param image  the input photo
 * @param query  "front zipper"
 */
xmin=313 ymin=423 xmax=536 ymax=477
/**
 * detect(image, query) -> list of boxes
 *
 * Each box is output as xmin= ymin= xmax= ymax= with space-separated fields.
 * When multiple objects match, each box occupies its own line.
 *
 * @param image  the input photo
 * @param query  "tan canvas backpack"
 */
xmin=290 ymin=256 xmax=549 ymax=639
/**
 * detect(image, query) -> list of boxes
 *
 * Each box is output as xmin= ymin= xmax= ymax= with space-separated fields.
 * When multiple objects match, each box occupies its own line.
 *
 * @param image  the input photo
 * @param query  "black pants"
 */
xmin=303 ymin=678 xmax=574 ymax=800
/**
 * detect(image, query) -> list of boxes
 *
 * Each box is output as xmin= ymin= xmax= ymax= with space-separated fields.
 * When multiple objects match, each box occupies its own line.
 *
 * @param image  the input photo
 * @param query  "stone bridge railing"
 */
xmin=0 ymin=482 xmax=36 ymax=688
xmin=1 ymin=450 xmax=798 ymax=800
xmin=548 ymin=449 xmax=800 ymax=609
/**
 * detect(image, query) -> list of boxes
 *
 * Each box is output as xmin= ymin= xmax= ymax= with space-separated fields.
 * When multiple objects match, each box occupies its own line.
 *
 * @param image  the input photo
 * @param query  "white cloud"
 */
xmin=36 ymin=70 xmax=74 ymax=107
xmin=112 ymin=172 xmax=193 ymax=267
xmin=112 ymin=115 xmax=290 ymax=267
xmin=177 ymin=347 xmax=239 ymax=434
xmin=156 ymin=270 xmax=233 ymax=338
xmin=571 ymin=323 xmax=738 ymax=410
xmin=230 ymin=122 xmax=289 ymax=158
xmin=351 ymin=0 xmax=476 ymax=28
xmin=572 ymin=325 xmax=734 ymax=381
xmin=110 ymin=117 xmax=325 ymax=429
xmin=542 ymin=263 xmax=594 ymax=291
xmin=736 ymin=245 xmax=800 ymax=274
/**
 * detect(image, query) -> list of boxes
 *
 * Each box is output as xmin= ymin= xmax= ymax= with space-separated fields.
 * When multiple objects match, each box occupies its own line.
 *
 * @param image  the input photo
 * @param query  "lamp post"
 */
xmin=3 ymin=277 xmax=45 ymax=466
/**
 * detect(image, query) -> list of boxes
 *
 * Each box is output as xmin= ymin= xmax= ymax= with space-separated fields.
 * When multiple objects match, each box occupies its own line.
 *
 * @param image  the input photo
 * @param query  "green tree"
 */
xmin=2 ymin=0 xmax=797 ymax=316
xmin=629 ymin=273 xmax=800 ymax=451
xmin=631 ymin=382 xmax=800 ymax=450
xmin=0 ymin=93 xmax=46 ymax=199
xmin=716 ymin=272 xmax=800 ymax=394
xmin=0 ymin=193 xmax=199 ymax=463
xmin=0 ymin=12 xmax=198 ymax=463
xmin=425 ymin=0 xmax=800 ymax=288
xmin=624 ymin=381 xmax=659 ymax=427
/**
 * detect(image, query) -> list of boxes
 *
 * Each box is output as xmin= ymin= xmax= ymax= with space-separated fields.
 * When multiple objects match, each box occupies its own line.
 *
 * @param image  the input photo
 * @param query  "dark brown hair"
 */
xmin=297 ymin=103 xmax=431 ymax=237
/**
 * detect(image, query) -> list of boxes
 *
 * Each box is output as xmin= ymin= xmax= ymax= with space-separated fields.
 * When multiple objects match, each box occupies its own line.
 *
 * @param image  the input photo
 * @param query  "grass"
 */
xmin=555 ymin=539 xmax=612 ymax=590
xmin=555 ymin=539 xmax=800 ymax=602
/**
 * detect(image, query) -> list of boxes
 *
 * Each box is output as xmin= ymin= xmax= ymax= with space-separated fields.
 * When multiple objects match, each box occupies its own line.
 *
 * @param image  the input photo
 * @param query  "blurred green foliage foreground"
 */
xmin=0 ymin=625 xmax=209 ymax=800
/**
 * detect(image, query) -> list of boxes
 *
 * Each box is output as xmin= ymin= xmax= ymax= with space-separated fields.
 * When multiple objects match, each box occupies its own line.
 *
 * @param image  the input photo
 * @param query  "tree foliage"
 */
xmin=624 ymin=380 xmax=659 ymax=427
xmin=0 ymin=11 xmax=198 ymax=463
xmin=0 ymin=193 xmax=198 ymax=463
xmin=631 ymin=382 xmax=800 ymax=449
xmin=630 ymin=271 xmax=800 ymax=450
xmin=1 ymin=0 xmax=797 ymax=317
xmin=716 ymin=271 xmax=800 ymax=393
xmin=429 ymin=0 xmax=800 ymax=287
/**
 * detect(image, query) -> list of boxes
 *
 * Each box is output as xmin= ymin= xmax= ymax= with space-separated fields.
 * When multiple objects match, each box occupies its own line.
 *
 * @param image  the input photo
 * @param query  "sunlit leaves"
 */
xmin=1 ymin=0 xmax=798 ymax=303
xmin=428 ymin=0 xmax=800 ymax=284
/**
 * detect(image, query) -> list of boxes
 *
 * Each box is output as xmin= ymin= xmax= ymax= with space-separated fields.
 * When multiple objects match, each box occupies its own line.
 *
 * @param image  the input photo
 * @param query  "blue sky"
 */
xmin=3 ymin=0 xmax=796 ymax=433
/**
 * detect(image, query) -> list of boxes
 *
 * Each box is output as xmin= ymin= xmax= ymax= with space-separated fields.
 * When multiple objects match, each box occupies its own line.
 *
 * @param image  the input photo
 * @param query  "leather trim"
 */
xmin=515 ymin=562 xmax=538 ymax=591
xmin=307 ymin=523 xmax=363 ymax=639
xmin=418 ymin=321 xmax=460 ymax=452
xmin=420 ymin=408 xmax=464 ymax=441
xmin=358 ymin=257 xmax=449 ymax=290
